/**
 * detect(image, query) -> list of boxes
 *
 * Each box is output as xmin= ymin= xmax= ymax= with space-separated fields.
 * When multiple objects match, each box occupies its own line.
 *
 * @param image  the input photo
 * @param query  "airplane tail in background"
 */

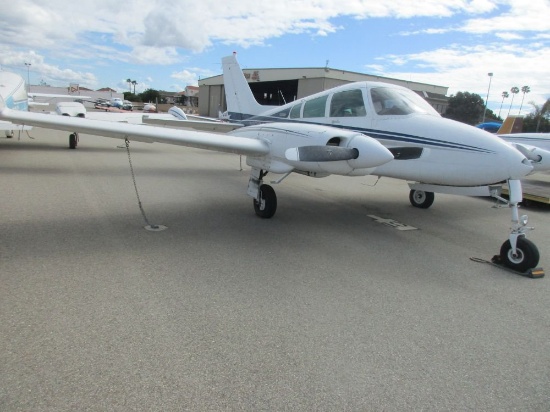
xmin=222 ymin=53 xmax=269 ymax=120
xmin=497 ymin=115 xmax=523 ymax=134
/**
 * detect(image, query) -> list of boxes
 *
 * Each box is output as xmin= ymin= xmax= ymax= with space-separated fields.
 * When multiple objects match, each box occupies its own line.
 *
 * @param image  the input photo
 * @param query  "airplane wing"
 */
xmin=499 ymin=134 xmax=550 ymax=172
xmin=499 ymin=133 xmax=550 ymax=151
xmin=0 ymin=101 xmax=269 ymax=156
xmin=29 ymin=92 xmax=92 ymax=99
xmin=141 ymin=116 xmax=242 ymax=132
xmin=75 ymin=104 xmax=244 ymax=132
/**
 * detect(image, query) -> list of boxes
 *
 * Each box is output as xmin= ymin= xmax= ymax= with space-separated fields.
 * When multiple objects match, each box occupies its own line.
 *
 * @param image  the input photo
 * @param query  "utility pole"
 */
xmin=25 ymin=62 xmax=31 ymax=92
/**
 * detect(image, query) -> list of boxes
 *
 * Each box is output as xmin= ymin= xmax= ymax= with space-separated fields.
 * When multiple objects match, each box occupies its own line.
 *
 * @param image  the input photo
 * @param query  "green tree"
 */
xmin=522 ymin=99 xmax=550 ymax=132
xmin=139 ymin=88 xmax=160 ymax=104
xmin=443 ymin=91 xmax=485 ymax=125
xmin=126 ymin=78 xmax=132 ymax=92
xmin=123 ymin=92 xmax=139 ymax=101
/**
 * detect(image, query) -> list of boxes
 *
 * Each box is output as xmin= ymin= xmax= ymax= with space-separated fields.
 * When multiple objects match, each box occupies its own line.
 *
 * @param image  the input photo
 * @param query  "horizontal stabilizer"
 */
xmin=285 ymin=146 xmax=359 ymax=162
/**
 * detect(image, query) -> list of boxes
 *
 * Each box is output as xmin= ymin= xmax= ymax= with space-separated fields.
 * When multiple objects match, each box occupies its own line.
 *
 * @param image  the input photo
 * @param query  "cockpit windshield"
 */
xmin=370 ymin=87 xmax=439 ymax=116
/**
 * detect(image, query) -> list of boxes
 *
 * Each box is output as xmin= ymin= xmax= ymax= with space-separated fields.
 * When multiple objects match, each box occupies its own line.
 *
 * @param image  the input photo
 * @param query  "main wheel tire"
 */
xmin=69 ymin=134 xmax=77 ymax=149
xmin=499 ymin=237 xmax=540 ymax=273
xmin=253 ymin=184 xmax=277 ymax=218
xmin=409 ymin=190 xmax=434 ymax=209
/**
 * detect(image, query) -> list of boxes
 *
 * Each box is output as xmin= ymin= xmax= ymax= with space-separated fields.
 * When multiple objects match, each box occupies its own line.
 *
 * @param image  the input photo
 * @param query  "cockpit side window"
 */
xmin=273 ymin=108 xmax=291 ymax=118
xmin=289 ymin=103 xmax=302 ymax=119
xmin=370 ymin=87 xmax=439 ymax=116
xmin=329 ymin=89 xmax=366 ymax=117
xmin=303 ymin=95 xmax=328 ymax=118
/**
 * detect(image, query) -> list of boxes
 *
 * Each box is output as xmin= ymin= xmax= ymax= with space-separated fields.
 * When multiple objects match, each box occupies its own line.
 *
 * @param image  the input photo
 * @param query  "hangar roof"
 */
xmin=199 ymin=66 xmax=448 ymax=95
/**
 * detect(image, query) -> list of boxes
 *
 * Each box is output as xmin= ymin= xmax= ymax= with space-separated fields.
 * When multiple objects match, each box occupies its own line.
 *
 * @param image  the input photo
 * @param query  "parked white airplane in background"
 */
xmin=491 ymin=116 xmax=550 ymax=172
xmin=0 ymin=70 xmax=89 ymax=137
xmin=0 ymin=54 xmax=541 ymax=272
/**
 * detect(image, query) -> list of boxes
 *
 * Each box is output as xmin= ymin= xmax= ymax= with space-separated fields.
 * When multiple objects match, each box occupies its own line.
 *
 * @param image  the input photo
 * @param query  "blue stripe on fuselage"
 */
xmin=227 ymin=111 xmax=495 ymax=154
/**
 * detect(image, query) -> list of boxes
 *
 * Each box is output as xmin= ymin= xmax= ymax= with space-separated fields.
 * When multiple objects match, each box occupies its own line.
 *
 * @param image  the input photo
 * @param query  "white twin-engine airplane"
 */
xmin=0 ymin=54 xmax=541 ymax=272
xmin=0 ymin=71 xmax=90 ymax=137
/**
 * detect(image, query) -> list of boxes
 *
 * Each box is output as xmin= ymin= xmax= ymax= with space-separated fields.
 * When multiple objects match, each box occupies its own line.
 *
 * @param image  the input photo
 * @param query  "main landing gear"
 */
xmin=409 ymin=189 xmax=434 ymax=209
xmin=248 ymin=168 xmax=278 ymax=219
xmin=409 ymin=182 xmax=540 ymax=273
xmin=69 ymin=133 xmax=79 ymax=149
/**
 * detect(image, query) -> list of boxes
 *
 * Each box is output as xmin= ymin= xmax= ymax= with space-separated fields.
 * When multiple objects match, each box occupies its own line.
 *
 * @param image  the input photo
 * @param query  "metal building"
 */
xmin=198 ymin=65 xmax=449 ymax=118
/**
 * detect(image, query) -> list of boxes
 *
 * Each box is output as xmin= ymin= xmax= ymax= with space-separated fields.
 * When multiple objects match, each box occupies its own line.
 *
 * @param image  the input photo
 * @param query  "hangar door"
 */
xmin=248 ymin=80 xmax=299 ymax=106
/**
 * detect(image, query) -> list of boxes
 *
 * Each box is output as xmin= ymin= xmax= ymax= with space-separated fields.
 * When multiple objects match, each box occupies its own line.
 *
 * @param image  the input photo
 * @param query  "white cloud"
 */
xmin=0 ymin=47 xmax=97 ymax=87
xmin=0 ymin=0 xmax=526 ymax=57
xmin=369 ymin=42 xmax=550 ymax=113
xmin=0 ymin=0 xmax=548 ymax=101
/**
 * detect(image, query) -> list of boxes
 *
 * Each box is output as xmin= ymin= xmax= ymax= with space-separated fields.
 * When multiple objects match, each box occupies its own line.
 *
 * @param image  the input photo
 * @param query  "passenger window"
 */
xmin=329 ymin=89 xmax=366 ymax=117
xmin=289 ymin=103 xmax=302 ymax=119
xmin=303 ymin=95 xmax=328 ymax=118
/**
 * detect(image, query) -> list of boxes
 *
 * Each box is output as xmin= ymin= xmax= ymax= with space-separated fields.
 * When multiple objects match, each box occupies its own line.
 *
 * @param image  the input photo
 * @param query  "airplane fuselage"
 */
xmin=226 ymin=81 xmax=531 ymax=186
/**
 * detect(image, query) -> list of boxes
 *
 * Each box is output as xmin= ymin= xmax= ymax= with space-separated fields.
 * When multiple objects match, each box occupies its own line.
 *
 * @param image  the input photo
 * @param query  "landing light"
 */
xmin=520 ymin=215 xmax=529 ymax=226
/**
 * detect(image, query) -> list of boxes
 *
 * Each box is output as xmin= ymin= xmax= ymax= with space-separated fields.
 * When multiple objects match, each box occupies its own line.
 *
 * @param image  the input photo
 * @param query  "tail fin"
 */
xmin=222 ymin=53 xmax=267 ymax=119
xmin=497 ymin=115 xmax=523 ymax=134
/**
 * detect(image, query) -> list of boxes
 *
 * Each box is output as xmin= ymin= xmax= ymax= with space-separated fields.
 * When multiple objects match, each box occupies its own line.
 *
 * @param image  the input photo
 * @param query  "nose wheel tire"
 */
xmin=499 ymin=237 xmax=540 ymax=273
xmin=253 ymin=184 xmax=277 ymax=218
xmin=409 ymin=190 xmax=434 ymax=209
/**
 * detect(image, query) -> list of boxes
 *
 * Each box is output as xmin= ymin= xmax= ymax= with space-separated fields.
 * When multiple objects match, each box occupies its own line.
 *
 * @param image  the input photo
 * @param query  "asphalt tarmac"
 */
xmin=1 ymin=128 xmax=549 ymax=411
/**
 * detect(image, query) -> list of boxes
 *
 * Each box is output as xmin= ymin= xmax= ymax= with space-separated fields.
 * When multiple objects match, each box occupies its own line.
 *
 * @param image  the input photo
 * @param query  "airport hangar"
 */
xmin=198 ymin=64 xmax=449 ymax=118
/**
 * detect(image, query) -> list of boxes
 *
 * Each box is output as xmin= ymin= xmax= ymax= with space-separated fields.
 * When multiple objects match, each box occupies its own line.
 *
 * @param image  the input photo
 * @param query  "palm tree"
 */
xmin=498 ymin=91 xmax=509 ymax=118
xmin=131 ymin=80 xmax=137 ymax=94
xmin=518 ymin=85 xmax=530 ymax=114
xmin=126 ymin=78 xmax=132 ymax=92
xmin=507 ymin=86 xmax=520 ymax=116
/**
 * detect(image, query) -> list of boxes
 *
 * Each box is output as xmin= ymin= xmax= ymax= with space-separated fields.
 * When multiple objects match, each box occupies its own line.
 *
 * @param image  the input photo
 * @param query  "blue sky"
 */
xmin=1 ymin=0 xmax=549 ymax=116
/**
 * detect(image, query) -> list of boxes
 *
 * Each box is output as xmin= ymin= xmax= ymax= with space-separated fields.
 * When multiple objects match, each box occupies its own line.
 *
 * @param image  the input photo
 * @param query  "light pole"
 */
xmin=482 ymin=72 xmax=493 ymax=123
xmin=24 ymin=62 xmax=31 ymax=92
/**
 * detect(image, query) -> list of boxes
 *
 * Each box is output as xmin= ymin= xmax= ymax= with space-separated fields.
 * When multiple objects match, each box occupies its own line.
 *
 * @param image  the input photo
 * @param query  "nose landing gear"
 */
xmin=492 ymin=179 xmax=542 ymax=275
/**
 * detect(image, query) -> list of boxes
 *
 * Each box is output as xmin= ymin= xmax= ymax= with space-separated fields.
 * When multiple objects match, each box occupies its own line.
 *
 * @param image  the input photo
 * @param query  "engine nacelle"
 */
xmin=235 ymin=122 xmax=393 ymax=176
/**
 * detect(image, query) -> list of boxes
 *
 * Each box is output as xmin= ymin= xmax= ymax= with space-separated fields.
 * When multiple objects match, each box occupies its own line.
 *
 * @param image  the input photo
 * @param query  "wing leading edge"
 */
xmin=0 ymin=101 xmax=269 ymax=157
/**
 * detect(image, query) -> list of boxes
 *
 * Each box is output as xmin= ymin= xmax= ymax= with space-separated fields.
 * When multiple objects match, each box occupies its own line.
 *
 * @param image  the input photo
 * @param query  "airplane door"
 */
xmin=327 ymin=88 xmax=372 ymax=131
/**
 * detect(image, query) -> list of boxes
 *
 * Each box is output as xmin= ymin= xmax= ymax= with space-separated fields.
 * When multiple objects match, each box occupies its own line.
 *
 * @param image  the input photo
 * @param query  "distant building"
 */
xmin=28 ymin=84 xmax=123 ymax=108
xmin=159 ymin=86 xmax=199 ymax=107
xmin=199 ymin=65 xmax=449 ymax=117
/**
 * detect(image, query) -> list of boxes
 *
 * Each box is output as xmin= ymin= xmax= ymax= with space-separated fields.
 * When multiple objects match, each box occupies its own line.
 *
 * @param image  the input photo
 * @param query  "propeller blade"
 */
xmin=285 ymin=146 xmax=359 ymax=162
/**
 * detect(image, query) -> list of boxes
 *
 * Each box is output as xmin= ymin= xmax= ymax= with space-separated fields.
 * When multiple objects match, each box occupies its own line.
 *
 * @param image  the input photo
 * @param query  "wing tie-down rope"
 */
xmin=124 ymin=138 xmax=167 ymax=231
